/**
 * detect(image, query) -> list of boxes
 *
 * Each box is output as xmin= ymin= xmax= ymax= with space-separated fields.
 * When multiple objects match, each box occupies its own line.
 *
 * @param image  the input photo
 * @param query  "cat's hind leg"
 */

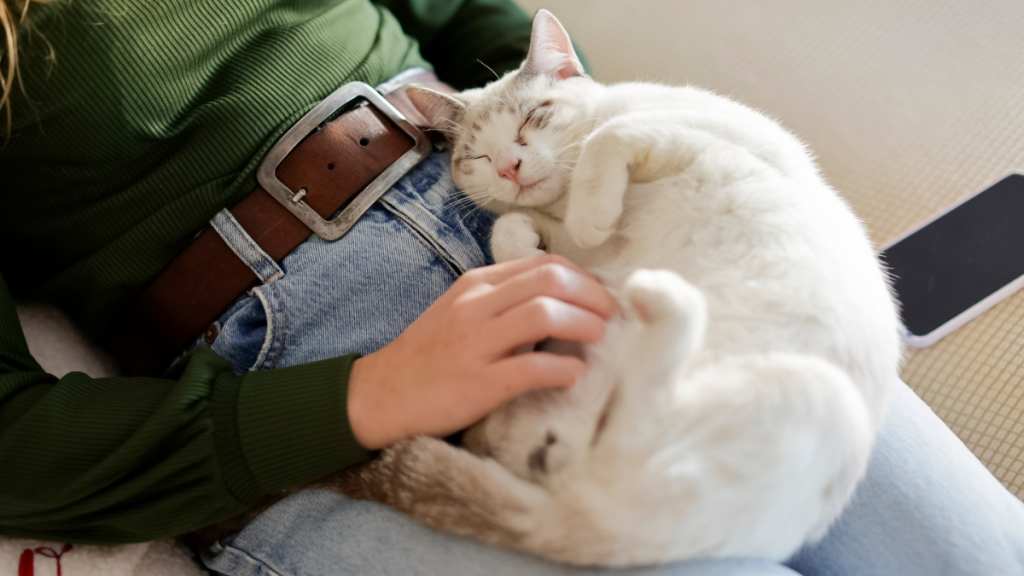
xmin=322 ymin=436 xmax=549 ymax=551
xmin=671 ymin=354 xmax=874 ymax=558
xmin=590 ymin=353 xmax=875 ymax=562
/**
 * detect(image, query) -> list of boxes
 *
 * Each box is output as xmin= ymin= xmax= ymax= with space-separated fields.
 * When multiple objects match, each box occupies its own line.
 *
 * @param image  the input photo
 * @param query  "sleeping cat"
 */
xmin=331 ymin=9 xmax=902 ymax=566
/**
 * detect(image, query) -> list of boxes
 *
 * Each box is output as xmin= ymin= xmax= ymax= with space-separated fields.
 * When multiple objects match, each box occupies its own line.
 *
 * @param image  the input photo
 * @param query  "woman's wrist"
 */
xmin=345 ymin=256 xmax=615 ymax=455
xmin=347 ymin=352 xmax=395 ymax=451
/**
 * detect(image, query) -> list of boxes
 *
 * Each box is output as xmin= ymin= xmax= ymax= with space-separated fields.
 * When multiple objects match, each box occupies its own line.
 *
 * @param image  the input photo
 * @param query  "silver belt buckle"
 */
xmin=256 ymin=82 xmax=432 ymax=241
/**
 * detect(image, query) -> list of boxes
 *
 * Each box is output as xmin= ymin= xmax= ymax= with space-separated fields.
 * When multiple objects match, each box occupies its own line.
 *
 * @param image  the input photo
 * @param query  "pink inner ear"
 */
xmin=547 ymin=24 xmax=580 ymax=79
xmin=533 ymin=44 xmax=581 ymax=80
xmin=527 ymin=12 xmax=582 ymax=80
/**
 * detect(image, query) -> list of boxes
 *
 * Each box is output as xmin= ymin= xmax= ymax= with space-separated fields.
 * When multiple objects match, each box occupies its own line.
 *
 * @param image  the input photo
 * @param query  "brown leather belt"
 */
xmin=110 ymin=72 xmax=447 ymax=376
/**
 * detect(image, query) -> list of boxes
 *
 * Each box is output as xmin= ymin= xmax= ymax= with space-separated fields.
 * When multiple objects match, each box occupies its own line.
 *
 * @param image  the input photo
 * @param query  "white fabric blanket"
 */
xmin=0 ymin=540 xmax=206 ymax=576
xmin=2 ymin=305 xmax=206 ymax=576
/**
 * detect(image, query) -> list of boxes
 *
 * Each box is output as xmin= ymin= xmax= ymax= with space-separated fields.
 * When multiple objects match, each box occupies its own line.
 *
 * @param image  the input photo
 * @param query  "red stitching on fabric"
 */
xmin=18 ymin=550 xmax=33 ymax=576
xmin=19 ymin=544 xmax=73 ymax=576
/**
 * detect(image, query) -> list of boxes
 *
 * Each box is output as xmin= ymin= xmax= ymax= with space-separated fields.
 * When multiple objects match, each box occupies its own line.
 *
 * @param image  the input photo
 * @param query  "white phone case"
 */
xmin=880 ymin=171 xmax=1024 ymax=348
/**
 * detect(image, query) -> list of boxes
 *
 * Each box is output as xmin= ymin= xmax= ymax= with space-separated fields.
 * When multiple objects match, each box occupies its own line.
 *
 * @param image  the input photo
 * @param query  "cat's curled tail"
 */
xmin=329 ymin=269 xmax=875 ymax=566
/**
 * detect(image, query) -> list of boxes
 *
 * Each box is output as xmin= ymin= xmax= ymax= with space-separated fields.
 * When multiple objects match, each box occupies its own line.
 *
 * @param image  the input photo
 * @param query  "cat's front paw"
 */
xmin=492 ymin=212 xmax=547 ymax=262
xmin=565 ymin=201 xmax=620 ymax=249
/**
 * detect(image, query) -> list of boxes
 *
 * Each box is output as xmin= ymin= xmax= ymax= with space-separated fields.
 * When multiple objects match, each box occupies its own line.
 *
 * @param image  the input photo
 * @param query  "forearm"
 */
xmin=0 ymin=273 xmax=370 ymax=544
xmin=0 ymin=351 xmax=372 ymax=544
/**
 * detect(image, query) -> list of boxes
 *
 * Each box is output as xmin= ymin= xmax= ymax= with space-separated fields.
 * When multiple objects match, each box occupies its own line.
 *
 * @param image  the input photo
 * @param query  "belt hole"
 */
xmin=359 ymin=137 xmax=369 ymax=147
xmin=328 ymin=163 xmax=335 ymax=170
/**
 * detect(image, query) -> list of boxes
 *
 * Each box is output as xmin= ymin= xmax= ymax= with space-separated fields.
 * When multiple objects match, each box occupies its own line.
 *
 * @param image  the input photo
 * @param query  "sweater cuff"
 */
xmin=213 ymin=353 xmax=373 ymax=503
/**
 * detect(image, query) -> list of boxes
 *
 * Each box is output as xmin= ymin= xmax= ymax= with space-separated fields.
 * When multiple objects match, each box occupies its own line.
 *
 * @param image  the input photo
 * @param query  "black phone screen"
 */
xmin=880 ymin=174 xmax=1024 ymax=337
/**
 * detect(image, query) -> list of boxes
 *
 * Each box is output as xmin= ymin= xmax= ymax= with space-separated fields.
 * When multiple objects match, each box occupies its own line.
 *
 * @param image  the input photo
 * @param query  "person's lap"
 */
xmin=197 ymin=151 xmax=1024 ymax=575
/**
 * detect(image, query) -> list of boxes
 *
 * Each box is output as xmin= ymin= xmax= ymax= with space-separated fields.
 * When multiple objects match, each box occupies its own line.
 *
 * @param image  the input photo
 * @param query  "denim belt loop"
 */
xmin=209 ymin=209 xmax=285 ymax=283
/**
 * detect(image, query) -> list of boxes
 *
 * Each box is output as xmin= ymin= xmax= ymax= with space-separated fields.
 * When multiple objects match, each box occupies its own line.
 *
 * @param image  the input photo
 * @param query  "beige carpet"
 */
xmin=516 ymin=0 xmax=1024 ymax=498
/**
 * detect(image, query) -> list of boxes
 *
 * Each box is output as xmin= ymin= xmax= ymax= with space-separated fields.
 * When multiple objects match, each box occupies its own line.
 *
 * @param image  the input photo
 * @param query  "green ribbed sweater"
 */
xmin=0 ymin=0 xmax=532 ymax=544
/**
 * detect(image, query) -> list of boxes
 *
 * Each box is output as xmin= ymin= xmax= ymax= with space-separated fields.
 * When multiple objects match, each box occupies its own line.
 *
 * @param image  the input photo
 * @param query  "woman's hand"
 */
xmin=347 ymin=254 xmax=617 ymax=450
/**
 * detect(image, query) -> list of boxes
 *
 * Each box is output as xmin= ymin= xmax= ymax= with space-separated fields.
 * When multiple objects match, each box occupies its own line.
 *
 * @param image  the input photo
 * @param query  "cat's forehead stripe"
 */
xmin=530 ymin=110 xmax=552 ymax=130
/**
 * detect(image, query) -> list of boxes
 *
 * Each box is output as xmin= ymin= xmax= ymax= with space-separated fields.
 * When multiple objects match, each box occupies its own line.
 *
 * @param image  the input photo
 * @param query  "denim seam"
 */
xmin=248 ymin=288 xmax=274 ymax=372
xmin=438 ymin=167 xmax=494 ymax=250
xmin=380 ymin=176 xmax=469 ymax=275
xmin=217 ymin=545 xmax=286 ymax=576
xmin=434 ymin=167 xmax=492 ymax=249
xmin=431 ymin=173 xmax=493 ymax=269
xmin=464 ymin=210 xmax=492 ymax=248
xmin=386 ymin=205 xmax=462 ymax=277
xmin=267 ymin=282 xmax=288 ymax=370
xmin=379 ymin=187 xmax=466 ymax=276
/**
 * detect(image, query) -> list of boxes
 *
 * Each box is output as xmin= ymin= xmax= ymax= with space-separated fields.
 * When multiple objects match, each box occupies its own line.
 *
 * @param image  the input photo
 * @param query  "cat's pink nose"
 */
xmin=497 ymin=159 xmax=522 ymax=184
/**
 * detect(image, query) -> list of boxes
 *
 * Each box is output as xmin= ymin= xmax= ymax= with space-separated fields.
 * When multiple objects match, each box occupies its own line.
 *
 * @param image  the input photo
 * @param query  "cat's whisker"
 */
xmin=460 ymin=203 xmax=492 ymax=221
xmin=444 ymin=190 xmax=489 ymax=204
xmin=445 ymin=196 xmax=488 ymax=211
xmin=442 ymin=197 xmax=479 ymax=211
xmin=551 ymin=140 xmax=583 ymax=155
xmin=449 ymin=187 xmax=490 ymax=198
xmin=446 ymin=190 xmax=498 ymax=209
xmin=477 ymin=59 xmax=501 ymax=82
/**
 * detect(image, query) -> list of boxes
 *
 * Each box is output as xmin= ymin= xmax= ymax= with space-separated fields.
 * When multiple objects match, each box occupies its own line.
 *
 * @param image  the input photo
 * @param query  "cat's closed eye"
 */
xmin=466 ymin=155 xmax=491 ymax=162
xmin=516 ymin=110 xmax=536 ymax=146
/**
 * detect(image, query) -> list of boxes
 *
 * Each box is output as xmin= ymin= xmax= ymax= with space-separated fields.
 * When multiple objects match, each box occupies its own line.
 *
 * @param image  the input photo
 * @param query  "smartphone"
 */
xmin=879 ymin=173 xmax=1024 ymax=348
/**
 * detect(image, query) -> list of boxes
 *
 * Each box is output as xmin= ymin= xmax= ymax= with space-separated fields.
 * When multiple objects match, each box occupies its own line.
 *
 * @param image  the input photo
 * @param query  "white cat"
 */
xmin=333 ymin=10 xmax=902 ymax=566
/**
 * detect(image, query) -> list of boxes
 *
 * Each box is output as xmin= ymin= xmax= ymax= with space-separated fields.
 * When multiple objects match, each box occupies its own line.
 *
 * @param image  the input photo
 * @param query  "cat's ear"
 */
xmin=405 ymin=86 xmax=467 ymax=132
xmin=521 ymin=10 xmax=585 ymax=81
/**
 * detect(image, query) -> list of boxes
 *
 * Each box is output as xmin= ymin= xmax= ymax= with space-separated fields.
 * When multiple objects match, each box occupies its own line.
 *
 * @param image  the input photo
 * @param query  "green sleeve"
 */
xmin=0 ymin=271 xmax=372 ymax=544
xmin=374 ymin=0 xmax=535 ymax=89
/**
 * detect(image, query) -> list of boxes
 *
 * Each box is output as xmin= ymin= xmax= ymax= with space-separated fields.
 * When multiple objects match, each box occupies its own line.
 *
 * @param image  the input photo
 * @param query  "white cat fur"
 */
xmin=342 ymin=9 xmax=902 ymax=566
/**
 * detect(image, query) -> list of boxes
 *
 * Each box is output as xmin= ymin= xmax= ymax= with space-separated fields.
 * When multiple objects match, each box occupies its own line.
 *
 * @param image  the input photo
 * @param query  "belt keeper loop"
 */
xmin=209 ymin=209 xmax=285 ymax=284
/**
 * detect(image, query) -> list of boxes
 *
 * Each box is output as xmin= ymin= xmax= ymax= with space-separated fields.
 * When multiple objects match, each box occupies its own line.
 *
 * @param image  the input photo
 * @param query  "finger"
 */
xmin=488 ymin=296 xmax=607 ymax=354
xmin=464 ymin=253 xmax=593 ymax=287
xmin=479 ymin=261 xmax=617 ymax=320
xmin=486 ymin=352 xmax=586 ymax=399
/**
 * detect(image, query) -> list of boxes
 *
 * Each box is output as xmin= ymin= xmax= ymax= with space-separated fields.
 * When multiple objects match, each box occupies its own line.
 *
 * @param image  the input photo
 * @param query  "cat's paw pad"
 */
xmin=565 ymin=205 xmax=620 ymax=249
xmin=492 ymin=212 xmax=546 ymax=262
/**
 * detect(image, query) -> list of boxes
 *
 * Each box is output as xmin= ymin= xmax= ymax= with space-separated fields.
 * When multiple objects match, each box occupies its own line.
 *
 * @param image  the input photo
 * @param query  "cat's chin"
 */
xmin=508 ymin=181 xmax=567 ymax=210
xmin=514 ymin=178 xmax=547 ymax=200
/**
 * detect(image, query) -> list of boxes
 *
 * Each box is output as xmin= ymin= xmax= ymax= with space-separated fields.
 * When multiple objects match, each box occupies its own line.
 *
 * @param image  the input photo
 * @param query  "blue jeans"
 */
xmin=198 ymin=151 xmax=1024 ymax=575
